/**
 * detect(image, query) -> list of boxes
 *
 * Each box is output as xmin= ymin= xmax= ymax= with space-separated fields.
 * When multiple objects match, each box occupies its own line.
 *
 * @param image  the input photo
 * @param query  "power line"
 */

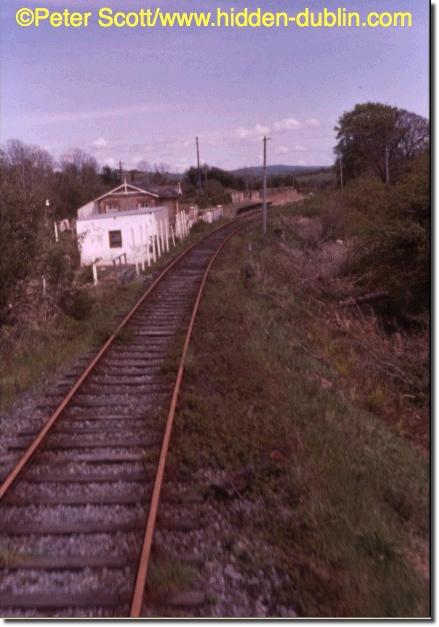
xmin=262 ymin=136 xmax=270 ymax=235
xmin=385 ymin=145 xmax=390 ymax=184
xmin=339 ymin=153 xmax=344 ymax=189
xmin=195 ymin=137 xmax=202 ymax=191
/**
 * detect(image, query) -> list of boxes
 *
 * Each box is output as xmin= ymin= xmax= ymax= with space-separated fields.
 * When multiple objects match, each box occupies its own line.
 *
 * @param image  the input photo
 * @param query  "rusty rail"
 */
xmin=0 ymin=219 xmax=241 ymax=501
xmin=129 ymin=228 xmax=236 ymax=617
xmin=0 ymin=209 xmax=261 ymax=617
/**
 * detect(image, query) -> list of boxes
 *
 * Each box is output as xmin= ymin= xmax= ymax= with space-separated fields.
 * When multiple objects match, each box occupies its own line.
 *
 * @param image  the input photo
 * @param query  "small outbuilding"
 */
xmin=77 ymin=206 xmax=169 ymax=267
xmin=77 ymin=180 xmax=180 ymax=223
xmin=76 ymin=182 xmax=171 ymax=267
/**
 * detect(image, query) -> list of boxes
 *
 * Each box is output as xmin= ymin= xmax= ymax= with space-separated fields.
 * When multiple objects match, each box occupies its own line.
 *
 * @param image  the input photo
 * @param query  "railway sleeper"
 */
xmin=0 ymin=591 xmax=129 ymax=609
xmin=51 ymin=386 xmax=171 ymax=398
xmin=18 ymin=424 xmax=148 ymax=436
xmin=59 ymin=373 xmax=160 ymax=383
xmin=0 ymin=519 xmax=146 ymax=535
xmin=8 ymin=436 xmax=159 ymax=450
xmin=38 ymin=396 xmax=168 ymax=410
xmin=0 ymin=554 xmax=133 ymax=570
xmin=17 ymin=470 xmax=153 ymax=483
xmin=30 ymin=451 xmax=153 ymax=463
xmin=5 ymin=491 xmax=149 ymax=506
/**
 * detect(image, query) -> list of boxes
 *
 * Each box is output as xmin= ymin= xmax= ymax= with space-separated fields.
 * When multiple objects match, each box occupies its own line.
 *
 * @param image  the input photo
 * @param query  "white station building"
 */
xmin=76 ymin=206 xmax=169 ymax=266
xmin=76 ymin=182 xmax=172 ymax=267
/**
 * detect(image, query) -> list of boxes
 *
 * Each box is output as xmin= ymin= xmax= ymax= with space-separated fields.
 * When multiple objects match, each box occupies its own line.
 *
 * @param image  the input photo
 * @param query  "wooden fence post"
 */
xmin=145 ymin=223 xmax=151 ymax=267
xmin=139 ymin=224 xmax=145 ymax=271
xmin=92 ymin=262 xmax=98 ymax=286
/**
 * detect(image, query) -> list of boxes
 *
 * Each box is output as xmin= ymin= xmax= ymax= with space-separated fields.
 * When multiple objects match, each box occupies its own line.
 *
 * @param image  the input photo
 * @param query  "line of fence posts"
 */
xmin=201 ymin=206 xmax=223 ymax=224
xmin=93 ymin=208 xmax=224 ymax=286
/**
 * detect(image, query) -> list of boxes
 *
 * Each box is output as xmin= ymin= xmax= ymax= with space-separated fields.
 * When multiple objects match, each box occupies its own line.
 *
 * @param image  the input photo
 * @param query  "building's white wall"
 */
xmin=77 ymin=201 xmax=96 ymax=219
xmin=76 ymin=207 xmax=168 ymax=266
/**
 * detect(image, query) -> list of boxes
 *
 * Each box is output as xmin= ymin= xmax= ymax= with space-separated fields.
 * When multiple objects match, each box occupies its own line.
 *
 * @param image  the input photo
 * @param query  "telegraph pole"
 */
xmin=203 ymin=165 xmax=209 ymax=198
xmin=339 ymin=153 xmax=344 ymax=189
xmin=262 ymin=136 xmax=270 ymax=235
xmin=195 ymin=137 xmax=202 ymax=191
xmin=385 ymin=145 xmax=390 ymax=184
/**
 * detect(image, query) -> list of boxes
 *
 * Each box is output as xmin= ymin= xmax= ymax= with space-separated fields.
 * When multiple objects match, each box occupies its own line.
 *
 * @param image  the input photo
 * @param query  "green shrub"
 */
xmin=60 ymin=288 xmax=94 ymax=320
xmin=77 ymin=265 xmax=94 ymax=285
xmin=345 ymin=154 xmax=429 ymax=316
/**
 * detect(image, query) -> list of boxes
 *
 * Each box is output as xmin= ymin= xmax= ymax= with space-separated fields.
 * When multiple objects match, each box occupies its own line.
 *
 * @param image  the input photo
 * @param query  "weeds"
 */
xmin=0 ymin=218 xmax=231 ymax=412
xmin=148 ymin=559 xmax=197 ymax=593
xmin=0 ymin=281 xmax=145 ymax=411
xmin=171 ymin=206 xmax=429 ymax=617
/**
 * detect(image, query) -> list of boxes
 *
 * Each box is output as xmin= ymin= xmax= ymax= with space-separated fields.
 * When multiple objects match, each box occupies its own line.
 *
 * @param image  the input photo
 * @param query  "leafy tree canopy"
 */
xmin=334 ymin=102 xmax=429 ymax=184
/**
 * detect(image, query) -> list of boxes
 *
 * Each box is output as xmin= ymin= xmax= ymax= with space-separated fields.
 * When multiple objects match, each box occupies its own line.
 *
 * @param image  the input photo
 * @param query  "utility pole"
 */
xmin=203 ymin=165 xmax=209 ymax=198
xmin=385 ymin=145 xmax=390 ymax=184
xmin=195 ymin=137 xmax=202 ymax=191
xmin=262 ymin=136 xmax=270 ymax=235
xmin=339 ymin=153 xmax=344 ymax=189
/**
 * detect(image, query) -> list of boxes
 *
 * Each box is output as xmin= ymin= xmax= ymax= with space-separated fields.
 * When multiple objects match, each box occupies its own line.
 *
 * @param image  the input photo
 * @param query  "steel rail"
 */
xmin=0 ymin=218 xmax=241 ymax=501
xmin=129 ymin=226 xmax=239 ymax=617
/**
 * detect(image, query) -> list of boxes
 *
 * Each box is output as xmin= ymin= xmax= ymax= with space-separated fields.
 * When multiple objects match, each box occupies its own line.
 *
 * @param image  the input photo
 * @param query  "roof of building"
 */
xmin=77 ymin=181 xmax=181 ymax=218
xmin=94 ymin=181 xmax=180 ymax=203
xmin=77 ymin=206 xmax=168 ymax=222
xmin=141 ymin=185 xmax=180 ymax=198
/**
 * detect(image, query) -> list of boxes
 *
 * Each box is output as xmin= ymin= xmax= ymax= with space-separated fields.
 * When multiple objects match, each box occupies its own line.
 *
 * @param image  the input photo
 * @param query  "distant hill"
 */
xmin=231 ymin=165 xmax=326 ymax=177
xmin=152 ymin=164 xmax=331 ymax=183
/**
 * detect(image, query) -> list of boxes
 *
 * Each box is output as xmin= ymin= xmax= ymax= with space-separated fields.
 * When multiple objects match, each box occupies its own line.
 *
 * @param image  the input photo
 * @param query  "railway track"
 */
xmin=0 ymin=216 xmax=256 ymax=617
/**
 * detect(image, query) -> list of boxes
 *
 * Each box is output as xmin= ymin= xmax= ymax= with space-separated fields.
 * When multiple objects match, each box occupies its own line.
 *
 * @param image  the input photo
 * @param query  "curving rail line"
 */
xmin=0 ymin=212 xmax=258 ymax=617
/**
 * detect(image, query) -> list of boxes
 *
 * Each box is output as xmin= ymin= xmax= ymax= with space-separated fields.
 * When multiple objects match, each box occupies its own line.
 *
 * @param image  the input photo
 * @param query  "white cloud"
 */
xmin=304 ymin=118 xmax=321 ymax=128
xmin=273 ymin=118 xmax=302 ymax=132
xmin=92 ymin=137 xmax=108 ymax=149
xmin=175 ymin=160 xmax=191 ymax=172
xmin=275 ymin=145 xmax=289 ymax=155
xmin=235 ymin=124 xmax=270 ymax=141
xmin=203 ymin=137 xmax=226 ymax=148
xmin=293 ymin=144 xmax=307 ymax=152
xmin=102 ymin=157 xmax=116 ymax=168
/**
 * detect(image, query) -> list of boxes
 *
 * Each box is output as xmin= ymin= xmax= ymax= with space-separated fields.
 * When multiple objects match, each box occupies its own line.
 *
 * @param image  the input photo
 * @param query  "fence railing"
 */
xmin=93 ymin=207 xmax=223 ymax=285
xmin=112 ymin=252 xmax=128 ymax=266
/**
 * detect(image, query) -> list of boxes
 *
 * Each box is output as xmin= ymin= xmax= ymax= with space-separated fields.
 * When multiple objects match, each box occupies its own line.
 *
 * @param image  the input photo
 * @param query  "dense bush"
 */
xmin=299 ymin=152 xmax=429 ymax=319
xmin=334 ymin=102 xmax=429 ymax=184
xmin=60 ymin=288 xmax=94 ymax=320
xmin=344 ymin=153 xmax=429 ymax=316
xmin=0 ymin=140 xmax=104 ymax=323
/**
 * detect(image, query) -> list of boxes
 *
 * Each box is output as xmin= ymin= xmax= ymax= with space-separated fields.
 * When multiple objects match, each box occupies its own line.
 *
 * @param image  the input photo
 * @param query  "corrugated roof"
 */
xmin=135 ymin=183 xmax=180 ymax=198
xmin=77 ymin=206 xmax=168 ymax=222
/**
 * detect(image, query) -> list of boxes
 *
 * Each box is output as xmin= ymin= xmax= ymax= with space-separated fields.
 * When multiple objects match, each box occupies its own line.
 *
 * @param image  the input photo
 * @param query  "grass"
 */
xmin=148 ymin=559 xmax=198 ymax=594
xmin=0 ymin=281 xmax=145 ymax=411
xmin=0 ymin=217 xmax=231 ymax=413
xmin=170 ymin=205 xmax=430 ymax=618
xmin=295 ymin=168 xmax=337 ymax=190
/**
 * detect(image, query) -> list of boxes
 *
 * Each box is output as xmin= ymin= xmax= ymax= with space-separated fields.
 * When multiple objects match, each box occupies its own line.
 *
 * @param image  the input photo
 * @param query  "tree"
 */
xmin=57 ymin=149 xmax=104 ymax=217
xmin=184 ymin=164 xmax=245 ymax=191
xmin=150 ymin=163 xmax=171 ymax=185
xmin=101 ymin=165 xmax=119 ymax=186
xmin=346 ymin=153 xmax=429 ymax=316
xmin=0 ymin=140 xmax=57 ymax=320
xmin=0 ymin=140 xmax=88 ymax=322
xmin=334 ymin=103 xmax=429 ymax=184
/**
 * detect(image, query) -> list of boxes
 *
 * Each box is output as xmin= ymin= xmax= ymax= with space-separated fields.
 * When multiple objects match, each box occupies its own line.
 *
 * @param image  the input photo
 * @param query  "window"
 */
xmin=109 ymin=230 xmax=122 ymax=248
xmin=138 ymin=200 xmax=154 ymax=209
xmin=105 ymin=201 xmax=120 ymax=213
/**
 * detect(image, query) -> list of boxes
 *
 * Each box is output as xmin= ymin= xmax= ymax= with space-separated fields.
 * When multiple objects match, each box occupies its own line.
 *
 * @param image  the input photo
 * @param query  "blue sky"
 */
xmin=0 ymin=0 xmax=429 ymax=171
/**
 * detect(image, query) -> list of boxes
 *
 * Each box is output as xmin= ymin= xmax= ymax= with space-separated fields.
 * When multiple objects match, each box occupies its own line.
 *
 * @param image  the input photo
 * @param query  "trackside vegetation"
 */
xmin=0 ymin=219 xmax=227 ymax=412
xmin=171 ymin=208 xmax=429 ymax=617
